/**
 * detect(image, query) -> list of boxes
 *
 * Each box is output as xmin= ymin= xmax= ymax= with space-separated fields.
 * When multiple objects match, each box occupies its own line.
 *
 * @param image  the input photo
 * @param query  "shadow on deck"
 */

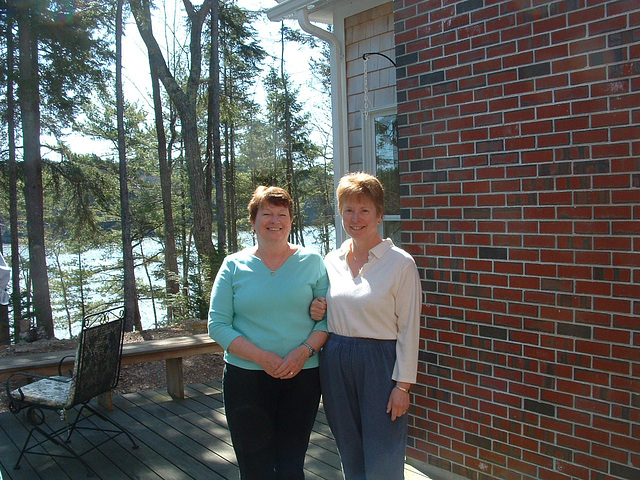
xmin=0 ymin=381 xmax=433 ymax=480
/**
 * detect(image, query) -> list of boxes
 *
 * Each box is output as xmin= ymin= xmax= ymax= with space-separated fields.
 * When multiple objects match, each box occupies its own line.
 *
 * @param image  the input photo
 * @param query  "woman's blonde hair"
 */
xmin=336 ymin=172 xmax=385 ymax=216
xmin=247 ymin=186 xmax=294 ymax=221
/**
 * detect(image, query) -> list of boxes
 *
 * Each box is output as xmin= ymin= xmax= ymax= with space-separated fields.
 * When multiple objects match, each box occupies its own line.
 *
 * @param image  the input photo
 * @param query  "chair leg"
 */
xmin=13 ymin=426 xmax=36 ymax=470
xmin=82 ymin=403 xmax=138 ymax=449
xmin=15 ymin=424 xmax=96 ymax=477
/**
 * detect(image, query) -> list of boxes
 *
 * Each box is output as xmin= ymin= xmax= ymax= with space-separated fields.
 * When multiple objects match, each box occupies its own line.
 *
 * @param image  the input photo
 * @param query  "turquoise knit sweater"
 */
xmin=208 ymin=246 xmax=328 ymax=370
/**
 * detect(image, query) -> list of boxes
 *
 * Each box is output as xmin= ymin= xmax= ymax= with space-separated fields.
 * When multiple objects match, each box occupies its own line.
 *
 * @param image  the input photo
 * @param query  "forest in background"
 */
xmin=0 ymin=0 xmax=335 ymax=343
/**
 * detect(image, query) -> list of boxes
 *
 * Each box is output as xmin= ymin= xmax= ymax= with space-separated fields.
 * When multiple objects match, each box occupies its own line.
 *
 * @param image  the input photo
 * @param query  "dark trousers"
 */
xmin=320 ymin=334 xmax=408 ymax=480
xmin=223 ymin=364 xmax=321 ymax=480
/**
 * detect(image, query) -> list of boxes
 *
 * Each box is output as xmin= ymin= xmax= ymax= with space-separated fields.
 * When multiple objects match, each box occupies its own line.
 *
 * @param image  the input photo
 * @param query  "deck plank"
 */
xmin=1 ymin=380 xmax=434 ymax=480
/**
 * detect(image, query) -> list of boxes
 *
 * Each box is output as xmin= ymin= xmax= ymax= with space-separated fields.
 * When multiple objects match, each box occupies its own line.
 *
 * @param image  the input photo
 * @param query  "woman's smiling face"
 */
xmin=251 ymin=201 xmax=292 ymax=243
xmin=340 ymin=195 xmax=382 ymax=242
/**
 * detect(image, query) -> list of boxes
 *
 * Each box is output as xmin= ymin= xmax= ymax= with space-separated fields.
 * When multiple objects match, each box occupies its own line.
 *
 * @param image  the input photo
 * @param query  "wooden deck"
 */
xmin=0 ymin=381 xmax=433 ymax=480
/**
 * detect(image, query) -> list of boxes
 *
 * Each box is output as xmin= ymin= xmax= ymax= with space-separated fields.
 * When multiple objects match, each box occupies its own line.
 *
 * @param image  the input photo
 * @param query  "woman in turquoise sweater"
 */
xmin=208 ymin=186 xmax=328 ymax=480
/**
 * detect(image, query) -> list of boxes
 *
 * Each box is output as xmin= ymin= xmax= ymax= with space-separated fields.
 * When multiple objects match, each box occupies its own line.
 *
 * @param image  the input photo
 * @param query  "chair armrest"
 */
xmin=58 ymin=354 xmax=75 ymax=376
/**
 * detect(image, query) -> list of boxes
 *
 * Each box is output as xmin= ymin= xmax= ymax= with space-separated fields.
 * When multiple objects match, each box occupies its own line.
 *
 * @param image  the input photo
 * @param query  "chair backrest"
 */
xmin=67 ymin=307 xmax=125 ymax=407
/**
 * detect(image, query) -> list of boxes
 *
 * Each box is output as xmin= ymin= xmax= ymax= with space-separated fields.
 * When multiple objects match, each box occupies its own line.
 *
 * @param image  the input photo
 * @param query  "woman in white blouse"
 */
xmin=311 ymin=172 xmax=422 ymax=480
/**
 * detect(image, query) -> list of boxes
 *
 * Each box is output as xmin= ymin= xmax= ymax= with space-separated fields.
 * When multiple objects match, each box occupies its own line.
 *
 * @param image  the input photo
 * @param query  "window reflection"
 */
xmin=383 ymin=220 xmax=402 ymax=246
xmin=374 ymin=114 xmax=400 ymax=245
xmin=375 ymin=115 xmax=399 ymax=216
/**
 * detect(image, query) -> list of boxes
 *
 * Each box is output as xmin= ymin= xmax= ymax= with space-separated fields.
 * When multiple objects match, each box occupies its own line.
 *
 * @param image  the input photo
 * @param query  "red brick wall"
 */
xmin=393 ymin=1 xmax=640 ymax=479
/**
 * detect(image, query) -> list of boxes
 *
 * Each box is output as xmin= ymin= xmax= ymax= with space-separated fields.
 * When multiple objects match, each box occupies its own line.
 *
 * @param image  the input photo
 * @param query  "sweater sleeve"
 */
xmin=392 ymin=256 xmax=422 ymax=383
xmin=208 ymin=258 xmax=242 ymax=350
xmin=311 ymin=253 xmax=329 ymax=332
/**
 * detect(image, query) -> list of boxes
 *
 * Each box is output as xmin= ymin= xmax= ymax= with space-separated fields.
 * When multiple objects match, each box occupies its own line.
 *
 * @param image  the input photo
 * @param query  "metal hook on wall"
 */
xmin=362 ymin=52 xmax=397 ymax=68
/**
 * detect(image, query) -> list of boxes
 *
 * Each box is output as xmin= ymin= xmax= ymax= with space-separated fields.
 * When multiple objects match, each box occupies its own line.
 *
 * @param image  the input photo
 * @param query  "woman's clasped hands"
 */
xmin=258 ymin=347 xmax=310 ymax=380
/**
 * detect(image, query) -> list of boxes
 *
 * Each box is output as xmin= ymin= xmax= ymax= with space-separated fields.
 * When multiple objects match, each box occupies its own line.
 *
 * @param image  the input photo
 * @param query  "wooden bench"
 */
xmin=0 ymin=333 xmax=223 ymax=409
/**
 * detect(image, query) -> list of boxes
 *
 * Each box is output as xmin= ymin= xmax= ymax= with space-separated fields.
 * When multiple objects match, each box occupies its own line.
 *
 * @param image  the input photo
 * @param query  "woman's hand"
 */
xmin=228 ymin=337 xmax=287 ymax=378
xmin=310 ymin=297 xmax=327 ymax=321
xmin=387 ymin=383 xmax=411 ymax=421
xmin=273 ymin=345 xmax=309 ymax=379
xmin=255 ymin=350 xmax=287 ymax=378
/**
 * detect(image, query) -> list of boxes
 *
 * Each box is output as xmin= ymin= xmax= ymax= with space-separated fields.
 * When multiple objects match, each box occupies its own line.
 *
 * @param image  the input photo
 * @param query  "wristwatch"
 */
xmin=302 ymin=342 xmax=316 ymax=357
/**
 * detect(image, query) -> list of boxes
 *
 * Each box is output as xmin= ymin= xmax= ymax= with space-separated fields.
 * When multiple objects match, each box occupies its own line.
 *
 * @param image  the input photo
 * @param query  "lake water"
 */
xmin=49 ymin=228 xmax=335 ymax=338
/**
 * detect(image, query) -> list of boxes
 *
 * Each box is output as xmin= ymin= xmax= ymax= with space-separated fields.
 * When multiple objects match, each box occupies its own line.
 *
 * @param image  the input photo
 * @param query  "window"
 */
xmin=364 ymin=108 xmax=401 ymax=245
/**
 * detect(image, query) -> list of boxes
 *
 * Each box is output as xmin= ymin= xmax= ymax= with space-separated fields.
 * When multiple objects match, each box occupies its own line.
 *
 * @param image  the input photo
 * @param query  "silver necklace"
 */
xmin=258 ymin=245 xmax=290 ymax=276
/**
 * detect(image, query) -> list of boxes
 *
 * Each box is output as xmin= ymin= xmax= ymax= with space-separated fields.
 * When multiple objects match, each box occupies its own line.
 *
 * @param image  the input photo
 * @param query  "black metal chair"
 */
xmin=5 ymin=307 xmax=138 ymax=476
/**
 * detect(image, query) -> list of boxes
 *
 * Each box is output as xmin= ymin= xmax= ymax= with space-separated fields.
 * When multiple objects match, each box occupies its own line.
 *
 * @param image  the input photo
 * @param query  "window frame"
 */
xmin=362 ymin=105 xmax=401 ymax=244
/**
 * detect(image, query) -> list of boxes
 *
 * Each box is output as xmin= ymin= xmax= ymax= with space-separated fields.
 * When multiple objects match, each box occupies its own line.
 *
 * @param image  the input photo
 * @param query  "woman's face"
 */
xmin=341 ymin=195 xmax=382 ymax=243
xmin=251 ymin=201 xmax=292 ymax=244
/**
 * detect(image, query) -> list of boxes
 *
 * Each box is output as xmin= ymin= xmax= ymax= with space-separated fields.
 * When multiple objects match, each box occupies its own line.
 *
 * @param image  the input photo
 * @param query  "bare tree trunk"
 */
xmin=223 ymin=122 xmax=232 ymax=249
xmin=228 ymin=124 xmax=238 ymax=252
xmin=0 ymin=230 xmax=9 ymax=345
xmin=278 ymin=26 xmax=304 ymax=245
xmin=77 ymin=253 xmax=86 ymax=319
xmin=16 ymin=7 xmax=54 ymax=339
xmin=208 ymin=0 xmax=225 ymax=254
xmin=139 ymin=242 xmax=158 ymax=329
xmin=321 ymin=153 xmax=333 ymax=254
xmin=149 ymin=52 xmax=180 ymax=324
xmin=116 ymin=0 xmax=142 ymax=332
xmin=130 ymin=0 xmax=217 ymax=281
xmin=4 ymin=4 xmax=22 ymax=343
xmin=52 ymin=250 xmax=72 ymax=338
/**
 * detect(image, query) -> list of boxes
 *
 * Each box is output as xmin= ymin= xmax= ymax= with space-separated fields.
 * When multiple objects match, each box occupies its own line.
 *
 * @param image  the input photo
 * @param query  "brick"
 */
xmin=612 ymin=125 xmax=640 ymax=141
xmin=536 ymin=44 xmax=569 ymax=62
xmin=610 ymin=463 xmax=640 ymax=480
xmin=575 ymin=453 xmax=610 ymax=474
xmin=487 ymin=38 xmax=516 ymax=59
xmin=608 ymin=0 xmax=640 ymax=15
xmin=502 ymin=22 xmax=533 ymax=42
xmin=574 ymin=128 xmax=608 ymax=144
xmin=542 ymin=113 xmax=574 ymax=131
xmin=518 ymin=33 xmax=550 ymax=52
xmin=568 ymin=5 xmax=606 ymax=26
xmin=553 ymin=55 xmax=588 ymax=74
xmin=552 ymin=461 xmax=590 ymax=480
xmin=593 ymin=443 xmax=629 ymax=464
xmin=593 ymin=357 xmax=631 ymax=375
xmin=592 ymin=110 xmax=631 ymax=127
xmin=520 ymin=92 xmax=553 ymax=107
xmin=538 ymin=73 xmax=570 ymax=90
xmin=554 ymin=85 xmax=589 ymax=102
xmin=572 ymin=97 xmax=608 ymax=115
xmin=552 ymin=25 xmax=586 ymax=43
xmin=519 ymin=62 xmax=551 ymax=79
xmin=570 ymin=36 xmax=606 ymax=56
xmin=420 ymin=70 xmax=445 ymax=85
xmin=524 ymin=399 xmax=556 ymax=417
xmin=571 ymin=66 xmax=608 ymax=84
xmin=537 ymin=102 xmax=571 ymax=119
xmin=590 ymin=15 xmax=628 ymax=35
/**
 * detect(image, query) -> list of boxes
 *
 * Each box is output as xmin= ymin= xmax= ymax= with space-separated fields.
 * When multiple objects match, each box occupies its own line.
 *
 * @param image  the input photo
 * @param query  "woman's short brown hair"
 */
xmin=336 ymin=172 xmax=385 ymax=217
xmin=248 ymin=186 xmax=294 ymax=222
